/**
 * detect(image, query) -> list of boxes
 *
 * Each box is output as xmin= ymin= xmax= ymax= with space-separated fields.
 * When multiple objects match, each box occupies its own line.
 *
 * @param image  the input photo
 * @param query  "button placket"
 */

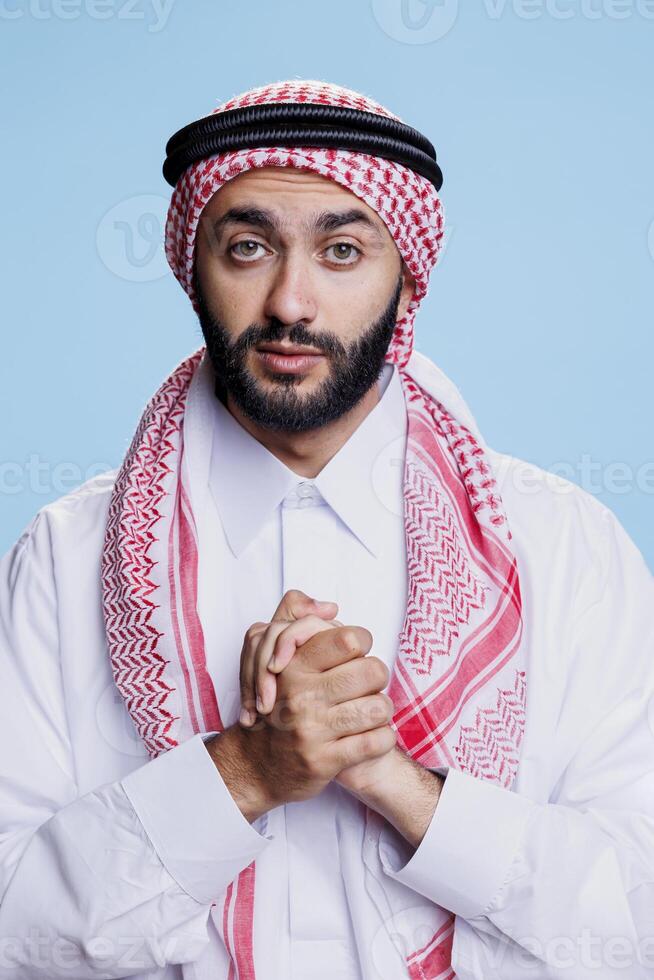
xmin=283 ymin=480 xmax=322 ymax=509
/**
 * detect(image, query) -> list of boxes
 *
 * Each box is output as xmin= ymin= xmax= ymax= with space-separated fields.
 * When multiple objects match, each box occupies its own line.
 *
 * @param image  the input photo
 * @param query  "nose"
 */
xmin=262 ymin=255 xmax=317 ymax=326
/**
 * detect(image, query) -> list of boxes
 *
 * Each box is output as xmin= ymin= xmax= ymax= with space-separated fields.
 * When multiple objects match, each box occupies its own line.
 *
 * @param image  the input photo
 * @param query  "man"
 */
xmin=0 ymin=79 xmax=653 ymax=980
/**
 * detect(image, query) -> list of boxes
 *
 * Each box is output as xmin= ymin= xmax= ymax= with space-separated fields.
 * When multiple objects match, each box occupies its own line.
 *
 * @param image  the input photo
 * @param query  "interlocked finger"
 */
xmin=254 ymin=616 xmax=339 ymax=714
xmin=329 ymin=693 xmax=395 ymax=738
xmin=238 ymin=622 xmax=268 ymax=725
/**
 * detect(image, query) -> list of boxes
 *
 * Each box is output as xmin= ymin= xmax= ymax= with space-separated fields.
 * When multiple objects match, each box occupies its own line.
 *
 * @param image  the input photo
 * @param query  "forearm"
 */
xmin=205 ymin=723 xmax=276 ymax=823
xmin=341 ymin=746 xmax=444 ymax=849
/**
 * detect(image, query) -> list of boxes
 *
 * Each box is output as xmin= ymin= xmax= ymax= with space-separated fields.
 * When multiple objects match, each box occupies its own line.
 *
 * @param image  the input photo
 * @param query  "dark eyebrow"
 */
xmin=311 ymin=208 xmax=384 ymax=243
xmin=212 ymin=206 xmax=276 ymax=241
xmin=211 ymin=204 xmax=385 ymax=245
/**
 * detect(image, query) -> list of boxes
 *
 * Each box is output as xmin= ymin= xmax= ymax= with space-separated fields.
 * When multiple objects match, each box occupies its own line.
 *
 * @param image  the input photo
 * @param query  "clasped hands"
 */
xmin=208 ymin=589 xmax=442 ymax=845
xmin=239 ymin=587 xmax=397 ymax=790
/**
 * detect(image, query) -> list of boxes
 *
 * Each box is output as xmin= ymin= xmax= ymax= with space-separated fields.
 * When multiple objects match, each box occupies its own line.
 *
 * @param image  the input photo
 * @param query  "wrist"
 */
xmin=378 ymin=751 xmax=443 ymax=848
xmin=358 ymin=746 xmax=403 ymax=804
xmin=341 ymin=747 xmax=444 ymax=849
xmin=205 ymin=725 xmax=276 ymax=823
xmin=336 ymin=743 xmax=399 ymax=804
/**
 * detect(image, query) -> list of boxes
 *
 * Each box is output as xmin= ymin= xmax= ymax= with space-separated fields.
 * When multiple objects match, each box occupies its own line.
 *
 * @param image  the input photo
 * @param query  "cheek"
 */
xmin=200 ymin=264 xmax=262 ymax=329
xmin=320 ymin=274 xmax=390 ymax=335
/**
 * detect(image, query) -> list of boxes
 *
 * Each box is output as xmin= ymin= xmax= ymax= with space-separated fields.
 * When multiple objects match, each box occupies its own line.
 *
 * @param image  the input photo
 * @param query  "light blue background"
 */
xmin=1 ymin=0 xmax=652 ymax=568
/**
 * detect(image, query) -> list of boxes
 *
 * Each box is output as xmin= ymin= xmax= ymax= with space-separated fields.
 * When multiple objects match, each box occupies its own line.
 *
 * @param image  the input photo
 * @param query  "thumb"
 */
xmin=271 ymin=589 xmax=338 ymax=623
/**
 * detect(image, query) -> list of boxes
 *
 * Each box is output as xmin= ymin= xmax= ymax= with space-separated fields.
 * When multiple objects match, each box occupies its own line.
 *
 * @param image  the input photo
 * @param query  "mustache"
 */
xmin=236 ymin=321 xmax=347 ymax=360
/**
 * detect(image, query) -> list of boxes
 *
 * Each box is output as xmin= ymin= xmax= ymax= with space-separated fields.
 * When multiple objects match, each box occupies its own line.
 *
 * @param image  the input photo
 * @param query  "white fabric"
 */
xmin=195 ymin=358 xmax=407 ymax=980
xmin=1 ymin=349 xmax=654 ymax=979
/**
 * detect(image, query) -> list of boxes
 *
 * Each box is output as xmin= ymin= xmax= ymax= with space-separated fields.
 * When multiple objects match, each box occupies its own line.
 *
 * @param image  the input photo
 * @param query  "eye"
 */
xmin=230 ymin=240 xmax=267 ymax=262
xmin=325 ymin=242 xmax=361 ymax=264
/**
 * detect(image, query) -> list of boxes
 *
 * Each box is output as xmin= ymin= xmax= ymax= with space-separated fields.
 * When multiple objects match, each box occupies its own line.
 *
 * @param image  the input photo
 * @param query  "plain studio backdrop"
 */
xmin=0 ymin=0 xmax=652 ymax=570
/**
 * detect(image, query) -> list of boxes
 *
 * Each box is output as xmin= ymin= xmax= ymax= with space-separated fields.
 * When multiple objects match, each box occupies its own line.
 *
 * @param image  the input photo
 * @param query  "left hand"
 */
xmin=238 ymin=595 xmax=399 ymax=795
xmin=238 ymin=589 xmax=341 ymax=726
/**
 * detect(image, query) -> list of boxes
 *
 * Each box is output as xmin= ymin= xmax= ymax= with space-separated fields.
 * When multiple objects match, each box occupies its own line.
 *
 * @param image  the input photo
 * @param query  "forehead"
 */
xmin=202 ymin=166 xmax=390 ymax=238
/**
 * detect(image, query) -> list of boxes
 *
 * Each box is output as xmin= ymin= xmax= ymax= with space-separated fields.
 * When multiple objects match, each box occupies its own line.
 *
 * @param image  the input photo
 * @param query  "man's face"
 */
xmin=193 ymin=166 xmax=415 ymax=432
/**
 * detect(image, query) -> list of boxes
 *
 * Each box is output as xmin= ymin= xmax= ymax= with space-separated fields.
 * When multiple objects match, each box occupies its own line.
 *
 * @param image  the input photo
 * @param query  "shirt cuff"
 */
xmin=121 ymin=730 xmax=271 ymax=905
xmin=378 ymin=766 xmax=535 ymax=919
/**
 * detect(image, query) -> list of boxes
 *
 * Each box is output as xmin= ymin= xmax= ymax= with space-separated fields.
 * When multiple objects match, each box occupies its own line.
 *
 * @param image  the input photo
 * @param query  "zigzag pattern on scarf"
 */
xmin=454 ymin=668 xmax=527 ymax=789
xmin=400 ymin=373 xmax=510 ymax=538
xmin=102 ymin=351 xmax=203 ymax=757
xmin=401 ymin=458 xmax=488 ymax=674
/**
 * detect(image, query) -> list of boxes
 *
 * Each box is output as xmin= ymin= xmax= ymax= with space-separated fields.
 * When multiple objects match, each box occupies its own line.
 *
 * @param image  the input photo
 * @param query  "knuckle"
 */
xmin=245 ymin=621 xmax=266 ymax=642
xmin=337 ymin=627 xmax=362 ymax=655
xmin=366 ymin=656 xmax=389 ymax=688
xmin=360 ymin=627 xmax=373 ymax=654
xmin=369 ymin=694 xmax=393 ymax=725
xmin=241 ymin=696 xmax=257 ymax=714
xmin=359 ymin=729 xmax=378 ymax=756
xmin=383 ymin=725 xmax=398 ymax=751
xmin=367 ymin=726 xmax=393 ymax=755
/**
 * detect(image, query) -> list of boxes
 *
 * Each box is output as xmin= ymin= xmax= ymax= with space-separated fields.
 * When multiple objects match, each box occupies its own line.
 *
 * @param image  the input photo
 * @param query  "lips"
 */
xmin=256 ymin=343 xmax=323 ymax=356
xmin=255 ymin=346 xmax=325 ymax=375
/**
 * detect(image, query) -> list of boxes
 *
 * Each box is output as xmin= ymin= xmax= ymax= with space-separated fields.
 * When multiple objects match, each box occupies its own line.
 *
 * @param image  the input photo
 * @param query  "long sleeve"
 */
xmin=379 ymin=503 xmax=654 ymax=978
xmin=0 ymin=513 xmax=269 ymax=979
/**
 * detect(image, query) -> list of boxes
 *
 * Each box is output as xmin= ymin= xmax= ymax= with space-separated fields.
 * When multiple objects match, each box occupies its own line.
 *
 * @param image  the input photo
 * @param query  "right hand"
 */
xmin=238 ymin=589 xmax=343 ymax=726
xmin=209 ymin=625 xmax=396 ymax=821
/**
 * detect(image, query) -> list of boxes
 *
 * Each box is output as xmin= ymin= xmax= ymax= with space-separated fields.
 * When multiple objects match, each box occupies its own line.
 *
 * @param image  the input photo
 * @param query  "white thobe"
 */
xmin=0 ymin=349 xmax=653 ymax=980
xmin=195 ymin=357 xmax=409 ymax=979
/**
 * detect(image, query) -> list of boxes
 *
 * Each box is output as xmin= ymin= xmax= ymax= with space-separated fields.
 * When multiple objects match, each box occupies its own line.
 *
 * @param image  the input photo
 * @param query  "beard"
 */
xmin=194 ymin=269 xmax=404 ymax=433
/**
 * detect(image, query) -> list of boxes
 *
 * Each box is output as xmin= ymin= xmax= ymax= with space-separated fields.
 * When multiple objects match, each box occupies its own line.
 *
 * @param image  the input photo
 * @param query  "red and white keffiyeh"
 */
xmin=102 ymin=80 xmax=526 ymax=979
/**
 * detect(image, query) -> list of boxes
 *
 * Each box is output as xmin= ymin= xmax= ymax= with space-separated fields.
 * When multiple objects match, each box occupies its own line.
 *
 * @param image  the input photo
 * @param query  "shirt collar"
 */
xmin=208 ymin=362 xmax=407 ymax=558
